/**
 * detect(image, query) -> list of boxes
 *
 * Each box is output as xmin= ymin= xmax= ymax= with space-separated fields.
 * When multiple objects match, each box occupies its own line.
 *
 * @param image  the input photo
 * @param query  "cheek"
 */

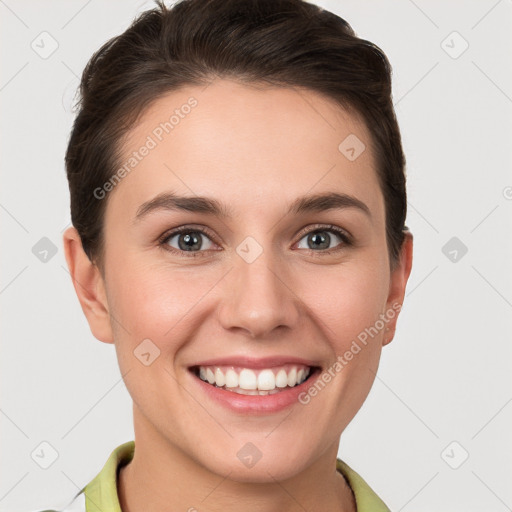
xmin=289 ymin=263 xmax=390 ymax=438
xmin=105 ymin=256 xmax=221 ymax=347
xmin=302 ymin=259 xmax=390 ymax=346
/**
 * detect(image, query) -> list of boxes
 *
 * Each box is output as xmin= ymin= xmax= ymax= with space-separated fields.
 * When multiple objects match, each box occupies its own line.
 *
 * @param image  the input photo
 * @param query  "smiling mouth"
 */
xmin=190 ymin=364 xmax=319 ymax=396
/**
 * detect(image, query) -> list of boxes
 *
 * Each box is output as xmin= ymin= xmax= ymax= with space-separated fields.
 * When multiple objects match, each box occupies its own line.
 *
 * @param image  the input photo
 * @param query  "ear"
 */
xmin=382 ymin=230 xmax=413 ymax=346
xmin=62 ymin=226 xmax=114 ymax=344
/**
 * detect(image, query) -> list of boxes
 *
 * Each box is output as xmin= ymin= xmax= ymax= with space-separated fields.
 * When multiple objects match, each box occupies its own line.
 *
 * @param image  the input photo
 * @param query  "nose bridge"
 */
xmin=218 ymin=236 xmax=300 ymax=338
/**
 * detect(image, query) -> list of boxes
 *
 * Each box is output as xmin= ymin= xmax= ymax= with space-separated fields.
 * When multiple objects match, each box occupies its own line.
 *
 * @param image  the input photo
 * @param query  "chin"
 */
xmin=193 ymin=436 xmax=316 ymax=484
xmin=213 ymin=458 xmax=305 ymax=484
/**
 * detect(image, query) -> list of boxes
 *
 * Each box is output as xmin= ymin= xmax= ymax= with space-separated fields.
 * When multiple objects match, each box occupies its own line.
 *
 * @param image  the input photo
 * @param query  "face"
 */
xmin=65 ymin=79 xmax=412 ymax=483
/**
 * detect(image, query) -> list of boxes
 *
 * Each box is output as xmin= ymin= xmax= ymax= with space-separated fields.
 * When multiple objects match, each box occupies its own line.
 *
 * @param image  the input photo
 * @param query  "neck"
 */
xmin=118 ymin=412 xmax=356 ymax=512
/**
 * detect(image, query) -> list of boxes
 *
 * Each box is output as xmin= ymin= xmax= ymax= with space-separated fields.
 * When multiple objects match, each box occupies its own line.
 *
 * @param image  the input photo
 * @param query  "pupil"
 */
xmin=176 ymin=231 xmax=331 ymax=252
xmin=179 ymin=232 xmax=201 ymax=251
xmin=310 ymin=231 xmax=329 ymax=250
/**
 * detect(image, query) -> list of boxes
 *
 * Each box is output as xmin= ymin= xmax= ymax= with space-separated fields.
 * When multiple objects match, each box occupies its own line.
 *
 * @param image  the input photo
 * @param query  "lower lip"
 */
xmin=189 ymin=368 xmax=321 ymax=415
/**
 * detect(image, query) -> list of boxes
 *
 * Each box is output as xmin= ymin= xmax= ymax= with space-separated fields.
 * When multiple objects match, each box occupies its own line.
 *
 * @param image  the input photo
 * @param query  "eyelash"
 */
xmin=158 ymin=224 xmax=352 ymax=258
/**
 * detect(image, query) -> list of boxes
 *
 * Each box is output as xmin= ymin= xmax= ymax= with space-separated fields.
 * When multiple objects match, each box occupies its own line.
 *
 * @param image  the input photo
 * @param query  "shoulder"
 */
xmin=336 ymin=458 xmax=391 ymax=512
xmin=27 ymin=441 xmax=134 ymax=512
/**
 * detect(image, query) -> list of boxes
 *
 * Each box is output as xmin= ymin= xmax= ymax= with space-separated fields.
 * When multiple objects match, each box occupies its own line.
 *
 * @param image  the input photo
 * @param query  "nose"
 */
xmin=217 ymin=245 xmax=301 ymax=339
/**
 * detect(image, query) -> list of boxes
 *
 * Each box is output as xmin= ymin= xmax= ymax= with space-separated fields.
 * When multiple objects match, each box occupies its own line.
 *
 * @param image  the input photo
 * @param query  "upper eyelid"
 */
xmin=160 ymin=224 xmax=217 ymax=243
xmin=295 ymin=223 xmax=351 ymax=241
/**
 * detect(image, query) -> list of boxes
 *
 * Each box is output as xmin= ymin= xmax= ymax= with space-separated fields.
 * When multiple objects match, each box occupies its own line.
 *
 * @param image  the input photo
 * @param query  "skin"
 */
xmin=63 ymin=78 xmax=413 ymax=512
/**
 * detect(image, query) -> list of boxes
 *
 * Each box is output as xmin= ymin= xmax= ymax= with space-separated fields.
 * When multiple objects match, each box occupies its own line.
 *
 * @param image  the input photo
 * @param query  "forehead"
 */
xmin=107 ymin=78 xmax=383 ymax=224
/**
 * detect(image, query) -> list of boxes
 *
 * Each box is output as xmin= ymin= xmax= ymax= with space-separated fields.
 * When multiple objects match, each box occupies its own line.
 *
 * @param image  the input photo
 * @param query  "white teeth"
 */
xmin=225 ymin=369 xmax=238 ymax=388
xmin=257 ymin=369 xmax=275 ymax=390
xmin=214 ymin=368 xmax=225 ymax=387
xmin=206 ymin=368 xmax=215 ymax=385
xmin=196 ymin=364 xmax=312 ymax=393
xmin=287 ymin=367 xmax=297 ymax=387
xmin=238 ymin=369 xmax=258 ymax=390
xmin=225 ymin=387 xmax=273 ymax=396
xmin=275 ymin=369 xmax=288 ymax=388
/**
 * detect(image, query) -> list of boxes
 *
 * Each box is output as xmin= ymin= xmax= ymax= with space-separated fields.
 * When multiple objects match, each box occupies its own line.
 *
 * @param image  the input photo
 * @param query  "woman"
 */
xmin=58 ymin=0 xmax=413 ymax=510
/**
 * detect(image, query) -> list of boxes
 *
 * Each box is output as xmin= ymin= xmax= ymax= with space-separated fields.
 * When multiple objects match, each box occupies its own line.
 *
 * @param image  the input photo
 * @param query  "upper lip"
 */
xmin=189 ymin=355 xmax=321 ymax=369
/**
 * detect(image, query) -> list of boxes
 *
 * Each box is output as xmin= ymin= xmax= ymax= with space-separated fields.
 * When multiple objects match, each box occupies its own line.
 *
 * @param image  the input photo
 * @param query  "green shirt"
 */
xmin=42 ymin=441 xmax=390 ymax=511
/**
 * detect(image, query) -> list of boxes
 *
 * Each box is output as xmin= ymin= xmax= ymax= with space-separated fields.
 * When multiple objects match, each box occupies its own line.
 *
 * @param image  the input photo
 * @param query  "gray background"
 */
xmin=1 ymin=0 xmax=511 ymax=510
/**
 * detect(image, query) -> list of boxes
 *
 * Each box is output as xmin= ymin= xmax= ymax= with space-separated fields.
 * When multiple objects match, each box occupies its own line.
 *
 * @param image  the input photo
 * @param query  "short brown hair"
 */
xmin=65 ymin=0 xmax=407 ymax=271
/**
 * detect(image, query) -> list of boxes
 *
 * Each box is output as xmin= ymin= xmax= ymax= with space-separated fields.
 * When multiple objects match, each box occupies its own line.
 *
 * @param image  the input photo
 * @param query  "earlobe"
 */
xmin=62 ymin=226 xmax=114 ymax=344
xmin=382 ymin=231 xmax=413 ymax=346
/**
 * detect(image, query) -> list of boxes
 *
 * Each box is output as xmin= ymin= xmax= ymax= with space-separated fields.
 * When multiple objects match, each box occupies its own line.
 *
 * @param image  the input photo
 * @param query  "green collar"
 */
xmin=80 ymin=441 xmax=390 ymax=512
xmin=336 ymin=459 xmax=390 ymax=512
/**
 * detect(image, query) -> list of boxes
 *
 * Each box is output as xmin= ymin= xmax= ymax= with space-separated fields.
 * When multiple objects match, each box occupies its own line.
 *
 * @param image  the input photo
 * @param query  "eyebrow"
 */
xmin=133 ymin=191 xmax=371 ymax=223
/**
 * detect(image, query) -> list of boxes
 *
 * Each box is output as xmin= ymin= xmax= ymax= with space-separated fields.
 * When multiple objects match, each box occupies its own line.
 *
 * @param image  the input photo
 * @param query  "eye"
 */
xmin=295 ymin=224 xmax=351 ymax=253
xmin=159 ymin=226 xmax=216 ymax=257
xmin=158 ymin=223 xmax=352 ymax=258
